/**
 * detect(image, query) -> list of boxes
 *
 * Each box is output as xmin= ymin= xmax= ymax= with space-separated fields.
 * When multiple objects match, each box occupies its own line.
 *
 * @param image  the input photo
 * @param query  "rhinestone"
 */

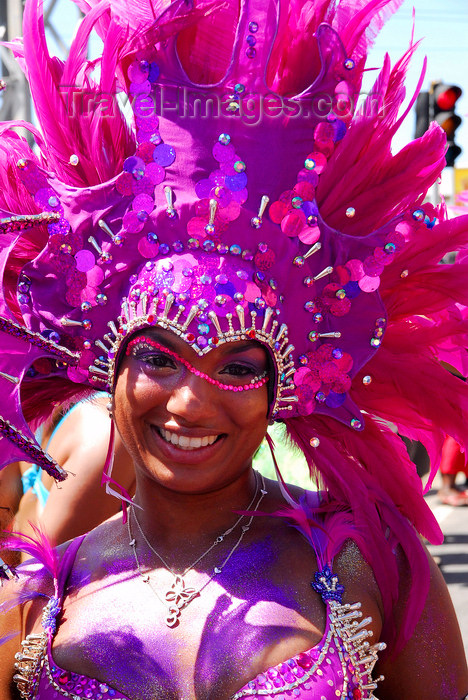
xmin=362 ymin=375 xmax=372 ymax=385
xmin=230 ymin=244 xmax=242 ymax=255
xmin=345 ymin=207 xmax=355 ymax=218
xmin=202 ymin=239 xmax=215 ymax=252
xmin=96 ymin=294 xmax=107 ymax=305
xmin=344 ymin=58 xmax=355 ymax=70
xmin=308 ymin=331 xmax=319 ymax=341
xmin=218 ymin=133 xmax=231 ymax=145
xmin=249 ymin=21 xmax=258 ymax=32
xmin=412 ymin=208 xmax=425 ymax=221
xmin=251 ymin=216 xmax=262 ymax=228
xmin=100 ymin=251 xmax=112 ymax=263
xmin=234 ymin=83 xmax=245 ymax=93
xmin=293 ymin=256 xmax=305 ymax=267
xmin=234 ymin=160 xmax=246 ymax=173
xmin=81 ymin=301 xmax=92 ymax=312
xmin=351 ymin=418 xmax=362 ymax=429
xmin=370 ymin=337 xmax=381 ymax=347
xmin=303 ymin=276 xmax=314 ymax=287
xmin=310 ymin=437 xmax=320 ymax=448
xmin=69 ymin=154 xmax=79 ymax=166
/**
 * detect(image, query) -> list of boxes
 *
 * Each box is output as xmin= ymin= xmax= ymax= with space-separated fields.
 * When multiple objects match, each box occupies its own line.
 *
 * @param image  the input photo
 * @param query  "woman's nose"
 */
xmin=165 ymin=371 xmax=219 ymax=423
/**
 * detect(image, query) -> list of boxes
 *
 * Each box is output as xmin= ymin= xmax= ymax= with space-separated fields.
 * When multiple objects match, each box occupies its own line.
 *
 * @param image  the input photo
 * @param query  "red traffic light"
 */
xmin=435 ymin=85 xmax=462 ymax=111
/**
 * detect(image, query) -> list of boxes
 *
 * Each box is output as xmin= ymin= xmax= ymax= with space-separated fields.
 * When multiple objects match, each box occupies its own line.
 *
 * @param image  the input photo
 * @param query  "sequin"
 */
xmin=75 ymin=250 xmax=95 ymax=273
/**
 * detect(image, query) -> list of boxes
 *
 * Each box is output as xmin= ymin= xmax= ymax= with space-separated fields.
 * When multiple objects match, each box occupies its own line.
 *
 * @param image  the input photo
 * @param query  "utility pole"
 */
xmin=0 ymin=0 xmax=31 ymax=125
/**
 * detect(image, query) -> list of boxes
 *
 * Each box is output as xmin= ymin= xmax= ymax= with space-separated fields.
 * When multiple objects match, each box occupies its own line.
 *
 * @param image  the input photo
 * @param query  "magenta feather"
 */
xmin=3 ymin=525 xmax=58 ymax=584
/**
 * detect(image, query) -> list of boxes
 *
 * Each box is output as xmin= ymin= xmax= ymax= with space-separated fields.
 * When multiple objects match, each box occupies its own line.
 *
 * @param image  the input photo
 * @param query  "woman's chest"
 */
xmin=50 ymin=572 xmax=327 ymax=700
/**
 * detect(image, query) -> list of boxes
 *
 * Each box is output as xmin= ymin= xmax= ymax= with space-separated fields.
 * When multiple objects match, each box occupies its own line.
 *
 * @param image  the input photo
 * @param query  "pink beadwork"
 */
xmin=125 ymin=336 xmax=269 ymax=392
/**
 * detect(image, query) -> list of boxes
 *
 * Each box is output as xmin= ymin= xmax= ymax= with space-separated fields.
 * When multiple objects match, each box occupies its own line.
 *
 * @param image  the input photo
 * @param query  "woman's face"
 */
xmin=113 ymin=327 xmax=270 ymax=494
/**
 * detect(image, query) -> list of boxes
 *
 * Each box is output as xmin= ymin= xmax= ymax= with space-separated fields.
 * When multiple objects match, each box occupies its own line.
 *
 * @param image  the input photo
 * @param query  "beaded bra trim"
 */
xmin=13 ymin=566 xmax=385 ymax=700
xmin=232 ymin=565 xmax=385 ymax=700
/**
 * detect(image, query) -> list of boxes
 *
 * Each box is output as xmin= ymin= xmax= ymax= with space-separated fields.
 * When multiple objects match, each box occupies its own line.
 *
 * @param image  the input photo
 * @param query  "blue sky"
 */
xmin=47 ymin=0 xmax=468 ymax=165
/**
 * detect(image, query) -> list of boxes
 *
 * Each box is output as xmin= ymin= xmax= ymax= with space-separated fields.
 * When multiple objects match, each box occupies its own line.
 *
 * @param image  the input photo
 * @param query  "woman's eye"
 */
xmin=133 ymin=350 xmax=176 ymax=369
xmin=220 ymin=363 xmax=257 ymax=378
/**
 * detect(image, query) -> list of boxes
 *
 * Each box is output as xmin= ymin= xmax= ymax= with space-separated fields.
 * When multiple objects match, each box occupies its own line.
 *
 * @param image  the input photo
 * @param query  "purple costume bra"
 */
xmin=13 ymin=535 xmax=385 ymax=700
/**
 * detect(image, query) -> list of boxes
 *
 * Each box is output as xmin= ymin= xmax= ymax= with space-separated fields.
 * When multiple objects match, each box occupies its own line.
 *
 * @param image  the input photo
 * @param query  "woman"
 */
xmin=1 ymin=0 xmax=468 ymax=698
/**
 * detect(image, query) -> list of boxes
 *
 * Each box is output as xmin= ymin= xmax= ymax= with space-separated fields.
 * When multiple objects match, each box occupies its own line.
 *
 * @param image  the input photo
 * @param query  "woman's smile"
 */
xmin=157 ymin=427 xmax=221 ymax=450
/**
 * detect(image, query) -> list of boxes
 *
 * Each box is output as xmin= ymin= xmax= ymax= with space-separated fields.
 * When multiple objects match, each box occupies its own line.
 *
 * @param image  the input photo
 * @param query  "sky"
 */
xmin=46 ymin=0 xmax=468 ymax=166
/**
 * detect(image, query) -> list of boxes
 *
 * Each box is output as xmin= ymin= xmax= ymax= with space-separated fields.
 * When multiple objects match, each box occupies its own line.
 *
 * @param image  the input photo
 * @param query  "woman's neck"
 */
xmin=131 ymin=467 xmax=262 ymax=553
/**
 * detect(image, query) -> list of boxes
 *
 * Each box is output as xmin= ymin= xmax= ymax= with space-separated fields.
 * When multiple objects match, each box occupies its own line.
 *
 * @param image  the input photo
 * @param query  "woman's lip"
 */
xmin=148 ymin=424 xmax=226 ymax=464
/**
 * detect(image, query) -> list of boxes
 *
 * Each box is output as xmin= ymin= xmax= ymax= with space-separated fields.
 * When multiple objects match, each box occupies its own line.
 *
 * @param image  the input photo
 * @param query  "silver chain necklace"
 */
xmin=127 ymin=472 xmax=267 ymax=628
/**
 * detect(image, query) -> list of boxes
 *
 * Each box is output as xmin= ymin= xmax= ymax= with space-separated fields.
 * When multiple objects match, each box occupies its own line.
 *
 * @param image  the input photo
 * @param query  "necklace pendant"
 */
xmin=163 ymin=575 xmax=199 ymax=627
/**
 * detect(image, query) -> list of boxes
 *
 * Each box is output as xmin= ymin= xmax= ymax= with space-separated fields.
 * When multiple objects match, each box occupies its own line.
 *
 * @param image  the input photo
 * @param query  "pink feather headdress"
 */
xmin=2 ymin=0 xmax=468 ymax=652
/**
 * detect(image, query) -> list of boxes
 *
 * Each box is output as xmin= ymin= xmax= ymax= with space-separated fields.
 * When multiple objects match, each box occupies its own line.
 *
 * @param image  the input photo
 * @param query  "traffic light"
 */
xmin=432 ymin=83 xmax=463 ymax=167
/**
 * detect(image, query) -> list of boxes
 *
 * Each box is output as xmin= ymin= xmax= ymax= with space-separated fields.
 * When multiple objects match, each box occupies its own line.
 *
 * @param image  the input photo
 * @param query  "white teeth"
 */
xmin=159 ymin=428 xmax=218 ymax=450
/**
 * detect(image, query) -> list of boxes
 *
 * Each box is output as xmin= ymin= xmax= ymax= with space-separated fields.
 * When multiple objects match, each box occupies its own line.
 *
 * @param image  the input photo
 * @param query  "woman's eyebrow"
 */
xmin=222 ymin=343 xmax=266 ymax=357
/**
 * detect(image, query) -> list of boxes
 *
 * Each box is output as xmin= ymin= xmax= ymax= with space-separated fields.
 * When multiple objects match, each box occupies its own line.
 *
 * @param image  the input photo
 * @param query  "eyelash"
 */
xmin=132 ymin=348 xmax=176 ymax=370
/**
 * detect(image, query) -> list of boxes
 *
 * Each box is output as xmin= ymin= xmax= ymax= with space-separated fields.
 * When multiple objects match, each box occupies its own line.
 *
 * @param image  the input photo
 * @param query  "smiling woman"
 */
xmin=1 ymin=0 xmax=468 ymax=699
xmin=114 ymin=329 xmax=270 ymax=493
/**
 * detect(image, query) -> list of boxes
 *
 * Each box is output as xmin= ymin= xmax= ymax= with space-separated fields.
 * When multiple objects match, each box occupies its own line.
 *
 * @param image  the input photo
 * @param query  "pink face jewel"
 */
xmin=125 ymin=336 xmax=269 ymax=392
